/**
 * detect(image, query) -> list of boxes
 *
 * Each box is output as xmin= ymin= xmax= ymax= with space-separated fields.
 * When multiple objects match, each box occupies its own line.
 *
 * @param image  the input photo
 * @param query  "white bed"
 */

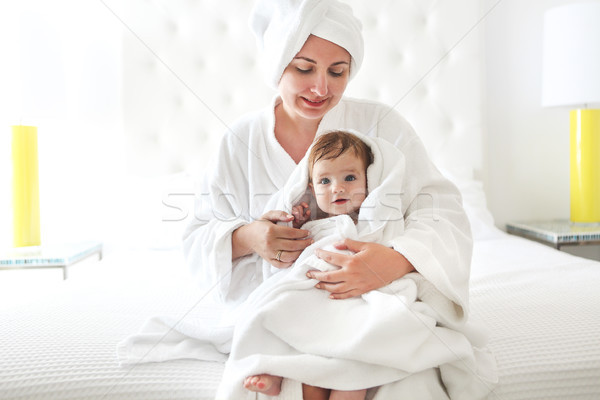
xmin=2 ymin=224 xmax=600 ymax=399
xmin=2 ymin=0 xmax=600 ymax=399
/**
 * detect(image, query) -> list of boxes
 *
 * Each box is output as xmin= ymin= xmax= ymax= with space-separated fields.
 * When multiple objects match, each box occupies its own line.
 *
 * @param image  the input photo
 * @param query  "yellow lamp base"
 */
xmin=12 ymin=125 xmax=41 ymax=247
xmin=570 ymin=109 xmax=600 ymax=222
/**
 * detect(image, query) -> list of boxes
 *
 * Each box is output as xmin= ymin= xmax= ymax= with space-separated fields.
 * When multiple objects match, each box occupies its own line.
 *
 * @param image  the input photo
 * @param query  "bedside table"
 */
xmin=506 ymin=220 xmax=600 ymax=250
xmin=0 ymin=241 xmax=103 ymax=280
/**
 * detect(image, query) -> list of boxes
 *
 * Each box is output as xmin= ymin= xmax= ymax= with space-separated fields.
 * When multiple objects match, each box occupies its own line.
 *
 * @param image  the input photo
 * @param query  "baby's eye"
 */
xmin=345 ymin=175 xmax=356 ymax=182
xmin=319 ymin=178 xmax=330 ymax=185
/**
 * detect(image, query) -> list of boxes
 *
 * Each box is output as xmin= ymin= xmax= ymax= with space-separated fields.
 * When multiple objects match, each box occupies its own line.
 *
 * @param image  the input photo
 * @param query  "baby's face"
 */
xmin=310 ymin=151 xmax=367 ymax=217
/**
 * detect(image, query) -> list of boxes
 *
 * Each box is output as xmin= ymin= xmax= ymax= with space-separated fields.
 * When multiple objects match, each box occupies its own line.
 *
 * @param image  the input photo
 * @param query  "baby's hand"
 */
xmin=291 ymin=202 xmax=311 ymax=229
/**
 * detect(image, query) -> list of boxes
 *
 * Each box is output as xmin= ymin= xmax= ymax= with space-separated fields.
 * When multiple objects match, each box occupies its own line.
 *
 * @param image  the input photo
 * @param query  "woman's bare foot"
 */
xmin=243 ymin=374 xmax=283 ymax=396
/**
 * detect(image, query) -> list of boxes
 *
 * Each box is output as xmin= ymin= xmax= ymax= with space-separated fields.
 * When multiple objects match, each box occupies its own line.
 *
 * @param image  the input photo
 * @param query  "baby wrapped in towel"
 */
xmin=217 ymin=131 xmax=496 ymax=399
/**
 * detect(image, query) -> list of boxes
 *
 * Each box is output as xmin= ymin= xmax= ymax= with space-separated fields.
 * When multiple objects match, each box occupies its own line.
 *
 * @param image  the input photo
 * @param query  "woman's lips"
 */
xmin=333 ymin=199 xmax=348 ymax=204
xmin=302 ymin=97 xmax=327 ymax=107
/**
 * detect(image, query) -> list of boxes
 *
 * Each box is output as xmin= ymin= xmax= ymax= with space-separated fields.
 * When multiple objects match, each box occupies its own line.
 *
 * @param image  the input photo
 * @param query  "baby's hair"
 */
xmin=308 ymin=130 xmax=374 ymax=182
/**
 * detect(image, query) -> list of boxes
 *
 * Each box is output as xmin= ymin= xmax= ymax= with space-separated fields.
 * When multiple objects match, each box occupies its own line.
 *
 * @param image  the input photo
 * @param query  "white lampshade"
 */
xmin=542 ymin=2 xmax=600 ymax=108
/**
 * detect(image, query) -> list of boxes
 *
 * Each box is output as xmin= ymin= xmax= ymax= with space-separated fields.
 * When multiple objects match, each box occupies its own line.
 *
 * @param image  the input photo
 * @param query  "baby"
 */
xmin=244 ymin=130 xmax=373 ymax=400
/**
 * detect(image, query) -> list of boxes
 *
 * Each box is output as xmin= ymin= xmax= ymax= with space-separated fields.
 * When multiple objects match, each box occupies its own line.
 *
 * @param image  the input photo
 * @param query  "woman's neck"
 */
xmin=274 ymin=103 xmax=320 ymax=164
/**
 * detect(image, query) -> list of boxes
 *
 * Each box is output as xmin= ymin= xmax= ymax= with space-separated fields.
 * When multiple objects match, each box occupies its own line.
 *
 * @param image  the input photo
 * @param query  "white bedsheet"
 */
xmin=0 ymin=250 xmax=224 ymax=400
xmin=1 ymin=233 xmax=599 ymax=399
xmin=471 ymin=235 xmax=600 ymax=399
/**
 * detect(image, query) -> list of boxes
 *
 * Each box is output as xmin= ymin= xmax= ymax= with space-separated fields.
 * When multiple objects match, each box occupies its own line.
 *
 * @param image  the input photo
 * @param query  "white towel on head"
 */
xmin=249 ymin=0 xmax=364 ymax=89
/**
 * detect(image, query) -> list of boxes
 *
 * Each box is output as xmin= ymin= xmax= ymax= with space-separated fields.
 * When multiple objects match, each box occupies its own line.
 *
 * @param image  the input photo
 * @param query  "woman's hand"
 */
xmin=306 ymin=239 xmax=415 ymax=299
xmin=232 ymin=210 xmax=313 ymax=268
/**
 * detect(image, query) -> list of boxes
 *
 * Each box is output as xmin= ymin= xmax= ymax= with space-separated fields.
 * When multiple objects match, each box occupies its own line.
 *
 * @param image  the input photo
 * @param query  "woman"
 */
xmin=183 ymin=0 xmax=491 ymax=398
xmin=231 ymin=33 xmax=418 ymax=299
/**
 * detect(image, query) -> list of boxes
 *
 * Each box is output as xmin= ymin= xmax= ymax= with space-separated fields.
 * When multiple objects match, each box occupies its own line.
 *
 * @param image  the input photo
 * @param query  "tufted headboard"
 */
xmin=122 ymin=0 xmax=484 ymax=179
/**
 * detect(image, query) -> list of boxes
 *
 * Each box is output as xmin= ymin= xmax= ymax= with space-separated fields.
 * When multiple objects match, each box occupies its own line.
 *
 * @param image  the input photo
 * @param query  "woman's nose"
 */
xmin=310 ymin=71 xmax=328 ymax=96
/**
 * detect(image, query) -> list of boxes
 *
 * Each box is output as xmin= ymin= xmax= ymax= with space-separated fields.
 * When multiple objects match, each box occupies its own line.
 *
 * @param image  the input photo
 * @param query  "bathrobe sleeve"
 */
xmin=319 ymin=98 xmax=472 ymax=320
xmin=182 ymin=132 xmax=254 ymax=305
xmin=182 ymin=110 xmax=282 ymax=306
xmin=182 ymin=103 xmax=296 ymax=306
xmin=373 ymin=104 xmax=473 ymax=323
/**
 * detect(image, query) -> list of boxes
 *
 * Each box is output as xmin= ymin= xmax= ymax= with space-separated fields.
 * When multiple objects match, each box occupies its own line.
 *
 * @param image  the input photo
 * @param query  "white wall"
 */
xmin=482 ymin=0 xmax=584 ymax=229
xmin=2 ymin=0 xmax=593 ymax=253
xmin=0 ymin=1 xmax=124 ymax=247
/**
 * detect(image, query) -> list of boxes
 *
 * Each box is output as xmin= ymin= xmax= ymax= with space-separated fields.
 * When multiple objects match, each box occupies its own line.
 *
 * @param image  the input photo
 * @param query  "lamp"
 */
xmin=12 ymin=125 xmax=41 ymax=247
xmin=7 ymin=9 xmax=67 ymax=248
xmin=542 ymin=2 xmax=600 ymax=223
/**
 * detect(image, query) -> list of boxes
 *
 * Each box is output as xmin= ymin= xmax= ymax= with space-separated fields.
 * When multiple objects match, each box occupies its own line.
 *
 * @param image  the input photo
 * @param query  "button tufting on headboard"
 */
xmin=123 ymin=0 xmax=483 ymax=178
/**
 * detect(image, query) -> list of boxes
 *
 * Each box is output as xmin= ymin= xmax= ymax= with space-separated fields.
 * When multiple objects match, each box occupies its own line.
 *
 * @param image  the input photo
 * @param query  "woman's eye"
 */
xmin=296 ymin=67 xmax=311 ymax=74
xmin=319 ymin=178 xmax=330 ymax=185
xmin=345 ymin=175 xmax=356 ymax=182
xmin=329 ymin=70 xmax=344 ymax=77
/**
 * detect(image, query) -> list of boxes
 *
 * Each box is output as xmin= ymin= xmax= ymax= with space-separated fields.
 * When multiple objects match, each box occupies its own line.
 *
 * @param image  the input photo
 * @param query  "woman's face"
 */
xmin=278 ymin=35 xmax=351 ymax=122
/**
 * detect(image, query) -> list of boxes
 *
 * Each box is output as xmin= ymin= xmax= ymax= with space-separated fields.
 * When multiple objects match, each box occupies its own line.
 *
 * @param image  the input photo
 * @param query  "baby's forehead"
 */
xmin=316 ymin=147 xmax=361 ymax=162
xmin=312 ymin=152 xmax=366 ymax=172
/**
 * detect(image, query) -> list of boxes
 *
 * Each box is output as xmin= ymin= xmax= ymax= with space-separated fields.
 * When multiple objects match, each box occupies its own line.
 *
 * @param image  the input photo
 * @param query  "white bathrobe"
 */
xmin=214 ymin=134 xmax=496 ymax=399
xmin=184 ymin=96 xmax=473 ymax=316
xmin=118 ymin=96 xmax=496 ymax=397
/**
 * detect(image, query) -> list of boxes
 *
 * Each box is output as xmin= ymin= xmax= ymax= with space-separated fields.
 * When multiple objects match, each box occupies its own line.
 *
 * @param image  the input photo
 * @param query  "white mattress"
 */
xmin=0 ymin=251 xmax=224 ymax=400
xmin=470 ymin=235 xmax=600 ymax=399
xmin=1 ymin=234 xmax=599 ymax=399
